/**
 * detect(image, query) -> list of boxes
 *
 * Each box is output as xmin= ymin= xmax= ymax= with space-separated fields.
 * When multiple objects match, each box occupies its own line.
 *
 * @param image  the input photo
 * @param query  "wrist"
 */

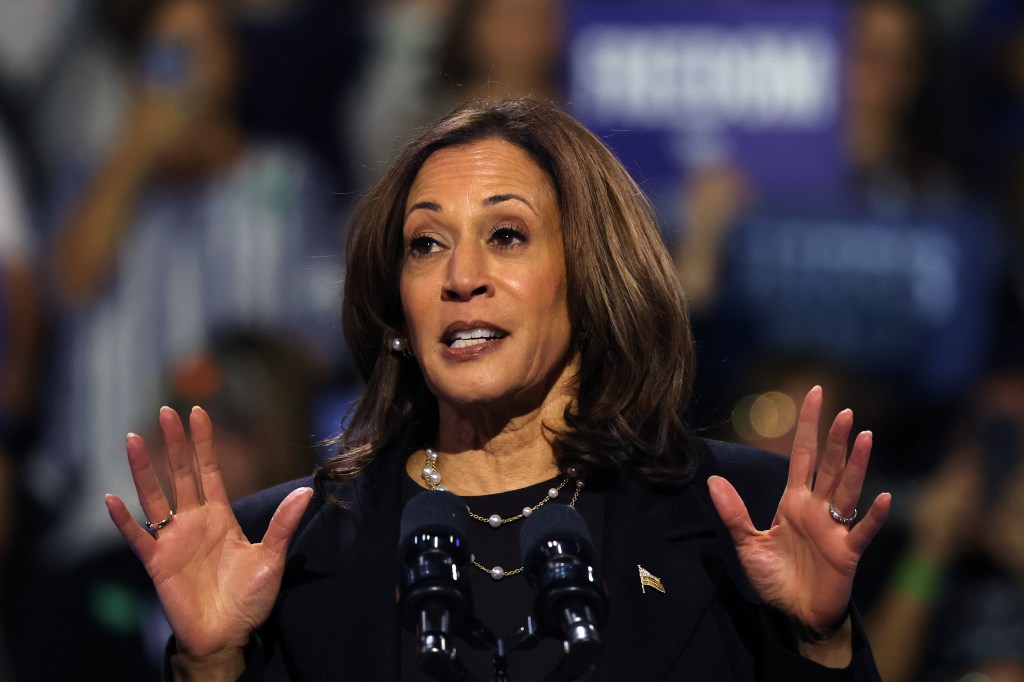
xmin=170 ymin=643 xmax=246 ymax=682
xmin=792 ymin=614 xmax=853 ymax=669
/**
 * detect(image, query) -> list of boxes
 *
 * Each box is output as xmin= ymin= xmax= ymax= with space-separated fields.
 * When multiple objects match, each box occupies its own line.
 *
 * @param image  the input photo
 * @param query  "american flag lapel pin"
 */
xmin=638 ymin=564 xmax=666 ymax=594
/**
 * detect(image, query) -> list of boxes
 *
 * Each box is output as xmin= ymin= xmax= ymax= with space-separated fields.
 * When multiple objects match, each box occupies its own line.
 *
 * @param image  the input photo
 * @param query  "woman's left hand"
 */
xmin=708 ymin=386 xmax=891 ymax=658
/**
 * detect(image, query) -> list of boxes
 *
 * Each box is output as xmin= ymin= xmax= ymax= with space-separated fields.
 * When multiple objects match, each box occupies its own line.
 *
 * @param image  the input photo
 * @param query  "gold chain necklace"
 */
xmin=420 ymin=448 xmax=585 ymax=580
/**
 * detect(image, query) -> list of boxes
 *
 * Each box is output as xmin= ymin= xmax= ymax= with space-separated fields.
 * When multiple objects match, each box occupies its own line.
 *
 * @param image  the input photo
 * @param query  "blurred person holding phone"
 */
xmin=31 ymin=0 xmax=341 ymax=564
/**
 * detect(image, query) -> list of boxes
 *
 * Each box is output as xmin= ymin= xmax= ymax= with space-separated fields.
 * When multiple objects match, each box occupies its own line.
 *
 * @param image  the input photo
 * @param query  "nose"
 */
xmin=441 ymin=241 xmax=493 ymax=301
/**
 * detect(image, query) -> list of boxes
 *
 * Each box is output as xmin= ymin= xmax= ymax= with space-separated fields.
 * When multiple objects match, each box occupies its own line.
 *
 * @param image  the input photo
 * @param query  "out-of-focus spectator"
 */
xmin=28 ymin=0 xmax=343 ymax=563
xmin=843 ymin=0 xmax=952 ymax=199
xmin=12 ymin=328 xmax=322 ymax=681
xmin=0 ymin=118 xmax=43 ymax=448
xmin=34 ymin=0 xmax=364 ymax=203
xmin=0 ymin=116 xmax=44 ymax=675
xmin=33 ymin=0 xmax=159 ymax=183
xmin=676 ymin=0 xmax=1000 ymax=447
xmin=346 ymin=0 xmax=456 ymax=186
xmin=347 ymin=0 xmax=565 ymax=185
xmin=437 ymin=0 xmax=564 ymax=102
xmin=678 ymin=0 xmax=952 ymax=316
xmin=866 ymin=369 xmax=1024 ymax=682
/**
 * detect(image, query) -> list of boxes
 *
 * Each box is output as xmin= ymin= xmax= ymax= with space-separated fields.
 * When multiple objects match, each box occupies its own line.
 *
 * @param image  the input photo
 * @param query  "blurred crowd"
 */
xmin=0 ymin=0 xmax=1021 ymax=679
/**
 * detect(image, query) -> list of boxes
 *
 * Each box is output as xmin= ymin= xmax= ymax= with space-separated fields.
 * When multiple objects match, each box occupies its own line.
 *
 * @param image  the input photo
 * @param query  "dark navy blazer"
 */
xmin=222 ymin=438 xmax=881 ymax=681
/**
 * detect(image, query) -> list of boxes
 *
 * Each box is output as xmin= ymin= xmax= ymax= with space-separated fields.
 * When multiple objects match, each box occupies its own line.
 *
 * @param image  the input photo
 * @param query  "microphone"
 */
xmin=520 ymin=503 xmax=608 ymax=678
xmin=398 ymin=491 xmax=475 ymax=679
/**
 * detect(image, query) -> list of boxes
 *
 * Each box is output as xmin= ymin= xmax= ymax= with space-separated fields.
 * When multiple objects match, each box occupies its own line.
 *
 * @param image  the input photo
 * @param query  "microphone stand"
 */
xmin=421 ymin=613 xmax=594 ymax=682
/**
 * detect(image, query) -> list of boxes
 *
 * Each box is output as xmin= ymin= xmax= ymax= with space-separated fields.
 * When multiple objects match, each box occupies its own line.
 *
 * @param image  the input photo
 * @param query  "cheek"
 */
xmin=399 ymin=275 xmax=434 ymax=343
xmin=514 ymin=268 xmax=570 ymax=337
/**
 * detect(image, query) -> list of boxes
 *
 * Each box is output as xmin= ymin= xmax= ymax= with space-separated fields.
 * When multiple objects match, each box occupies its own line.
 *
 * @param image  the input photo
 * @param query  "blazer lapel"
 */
xmin=596 ymin=464 xmax=751 ymax=680
xmin=274 ymin=454 xmax=405 ymax=680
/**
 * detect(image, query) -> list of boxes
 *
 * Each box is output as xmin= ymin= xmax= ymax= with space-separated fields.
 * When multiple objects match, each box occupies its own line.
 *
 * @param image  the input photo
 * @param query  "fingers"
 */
xmin=262 ymin=487 xmax=314 ymax=559
xmin=126 ymin=432 xmax=173 ymax=524
xmin=848 ymin=492 xmax=891 ymax=555
xmin=708 ymin=476 xmax=758 ymax=547
xmin=830 ymin=431 xmax=872 ymax=519
xmin=811 ymin=409 xmax=853 ymax=501
xmin=788 ymin=386 xmax=823 ymax=490
xmin=190 ymin=406 xmax=229 ymax=507
xmin=105 ymin=493 xmax=155 ymax=561
xmin=161 ymin=406 xmax=200 ymax=510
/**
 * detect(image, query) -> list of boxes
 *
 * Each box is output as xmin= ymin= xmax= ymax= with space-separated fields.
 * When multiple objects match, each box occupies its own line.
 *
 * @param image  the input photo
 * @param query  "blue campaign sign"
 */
xmin=567 ymin=1 xmax=848 ymax=198
xmin=718 ymin=207 xmax=1002 ymax=398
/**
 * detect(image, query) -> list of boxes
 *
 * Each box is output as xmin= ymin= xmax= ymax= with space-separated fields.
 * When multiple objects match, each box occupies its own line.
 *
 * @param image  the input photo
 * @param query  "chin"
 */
xmin=431 ymin=379 xmax=516 ymax=409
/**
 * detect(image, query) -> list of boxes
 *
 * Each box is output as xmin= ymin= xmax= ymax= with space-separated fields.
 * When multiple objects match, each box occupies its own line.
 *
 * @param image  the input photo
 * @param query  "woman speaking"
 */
xmin=106 ymin=98 xmax=889 ymax=680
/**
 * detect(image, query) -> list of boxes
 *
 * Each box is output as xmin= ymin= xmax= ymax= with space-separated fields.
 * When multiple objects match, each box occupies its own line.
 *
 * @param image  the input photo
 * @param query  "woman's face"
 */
xmin=399 ymin=138 xmax=573 ymax=414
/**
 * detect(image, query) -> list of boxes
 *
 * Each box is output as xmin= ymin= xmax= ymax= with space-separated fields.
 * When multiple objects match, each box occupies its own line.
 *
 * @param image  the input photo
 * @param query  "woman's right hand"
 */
xmin=105 ymin=406 xmax=313 ymax=663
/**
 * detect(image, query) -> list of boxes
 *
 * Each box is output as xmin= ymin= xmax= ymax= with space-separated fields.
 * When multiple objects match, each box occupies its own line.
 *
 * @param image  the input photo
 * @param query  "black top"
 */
xmin=399 ymin=473 xmax=606 ymax=682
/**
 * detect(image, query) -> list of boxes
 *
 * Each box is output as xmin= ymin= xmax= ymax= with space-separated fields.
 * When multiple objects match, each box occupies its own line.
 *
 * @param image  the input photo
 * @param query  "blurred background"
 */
xmin=0 ymin=0 xmax=1021 ymax=679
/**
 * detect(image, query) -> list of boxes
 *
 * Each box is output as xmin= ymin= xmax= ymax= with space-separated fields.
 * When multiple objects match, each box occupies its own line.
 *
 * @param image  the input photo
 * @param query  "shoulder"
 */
xmin=695 ymin=437 xmax=789 ymax=528
xmin=230 ymin=457 xmax=399 ymax=544
xmin=231 ymin=475 xmax=355 ymax=544
xmin=697 ymin=437 xmax=789 ymax=484
xmin=231 ymin=476 xmax=312 ymax=542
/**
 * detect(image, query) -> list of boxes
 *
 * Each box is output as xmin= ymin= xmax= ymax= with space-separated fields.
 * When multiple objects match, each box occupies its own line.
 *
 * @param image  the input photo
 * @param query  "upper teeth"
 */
xmin=449 ymin=328 xmax=503 ymax=348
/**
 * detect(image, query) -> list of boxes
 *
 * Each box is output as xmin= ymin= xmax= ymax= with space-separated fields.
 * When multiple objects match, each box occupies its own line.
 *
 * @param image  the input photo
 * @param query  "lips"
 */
xmin=441 ymin=321 xmax=509 ymax=349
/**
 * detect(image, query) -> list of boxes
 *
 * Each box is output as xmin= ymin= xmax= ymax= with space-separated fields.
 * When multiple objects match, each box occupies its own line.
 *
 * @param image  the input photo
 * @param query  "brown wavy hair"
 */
xmin=315 ymin=98 xmax=696 ymax=498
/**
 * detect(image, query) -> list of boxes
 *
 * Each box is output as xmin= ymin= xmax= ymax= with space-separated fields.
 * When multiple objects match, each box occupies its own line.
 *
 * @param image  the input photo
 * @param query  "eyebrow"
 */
xmin=405 ymin=194 xmax=538 ymax=218
xmin=483 ymin=193 xmax=537 ymax=215
xmin=407 ymin=200 xmax=442 ymax=216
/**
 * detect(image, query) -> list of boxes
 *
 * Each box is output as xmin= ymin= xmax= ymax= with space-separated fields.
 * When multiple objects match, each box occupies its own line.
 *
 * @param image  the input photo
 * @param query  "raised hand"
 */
xmin=105 ymin=406 xmax=312 ymax=663
xmin=707 ymin=386 xmax=891 ymax=659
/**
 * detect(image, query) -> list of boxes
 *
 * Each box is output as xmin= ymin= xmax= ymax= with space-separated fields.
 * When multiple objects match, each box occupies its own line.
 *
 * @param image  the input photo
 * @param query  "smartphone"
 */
xmin=140 ymin=40 xmax=191 ymax=88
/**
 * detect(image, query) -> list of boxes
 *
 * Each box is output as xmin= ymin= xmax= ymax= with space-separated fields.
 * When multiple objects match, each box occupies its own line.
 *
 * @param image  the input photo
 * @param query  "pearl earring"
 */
xmin=391 ymin=336 xmax=408 ymax=354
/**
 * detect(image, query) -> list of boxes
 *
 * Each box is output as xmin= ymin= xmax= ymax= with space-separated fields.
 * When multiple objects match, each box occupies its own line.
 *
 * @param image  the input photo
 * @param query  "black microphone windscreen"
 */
xmin=519 ymin=503 xmax=593 ymax=566
xmin=399 ymin=490 xmax=469 ymax=547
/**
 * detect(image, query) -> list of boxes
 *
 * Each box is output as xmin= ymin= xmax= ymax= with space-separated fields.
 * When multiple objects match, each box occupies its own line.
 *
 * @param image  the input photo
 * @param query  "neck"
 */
xmin=408 ymin=363 xmax=577 ymax=496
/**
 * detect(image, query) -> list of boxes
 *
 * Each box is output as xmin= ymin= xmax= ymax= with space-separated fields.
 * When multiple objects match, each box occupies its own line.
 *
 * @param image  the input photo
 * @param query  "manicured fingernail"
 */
xmin=191 ymin=405 xmax=202 ymax=413
xmin=126 ymin=432 xmax=136 ymax=442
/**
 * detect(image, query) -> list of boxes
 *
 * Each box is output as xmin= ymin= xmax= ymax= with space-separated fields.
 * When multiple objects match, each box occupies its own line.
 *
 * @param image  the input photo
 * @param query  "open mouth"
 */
xmin=443 ymin=328 xmax=508 ymax=349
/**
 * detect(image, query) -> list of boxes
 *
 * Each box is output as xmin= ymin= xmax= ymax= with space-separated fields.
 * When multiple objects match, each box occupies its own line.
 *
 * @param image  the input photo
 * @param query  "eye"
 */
xmin=406 ymin=234 xmax=444 ymax=257
xmin=489 ymin=224 xmax=527 ymax=250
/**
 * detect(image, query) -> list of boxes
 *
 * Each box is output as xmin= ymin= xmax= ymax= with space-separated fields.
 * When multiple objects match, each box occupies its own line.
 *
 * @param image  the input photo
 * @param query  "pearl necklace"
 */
xmin=420 ymin=448 xmax=585 ymax=580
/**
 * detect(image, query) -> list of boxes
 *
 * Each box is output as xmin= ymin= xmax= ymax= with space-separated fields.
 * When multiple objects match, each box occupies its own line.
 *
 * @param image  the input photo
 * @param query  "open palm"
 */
xmin=709 ymin=387 xmax=891 ymax=636
xmin=105 ymin=406 xmax=312 ymax=658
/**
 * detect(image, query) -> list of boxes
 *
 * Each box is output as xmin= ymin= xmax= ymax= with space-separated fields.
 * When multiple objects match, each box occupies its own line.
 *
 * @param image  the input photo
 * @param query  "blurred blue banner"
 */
xmin=719 ymin=208 xmax=1002 ymax=397
xmin=567 ymin=1 xmax=848 ymax=198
